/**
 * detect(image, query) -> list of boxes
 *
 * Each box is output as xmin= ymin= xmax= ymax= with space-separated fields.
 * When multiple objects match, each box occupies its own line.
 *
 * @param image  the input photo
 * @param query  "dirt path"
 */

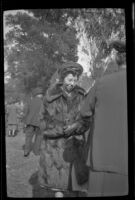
xmin=6 ymin=131 xmax=39 ymax=197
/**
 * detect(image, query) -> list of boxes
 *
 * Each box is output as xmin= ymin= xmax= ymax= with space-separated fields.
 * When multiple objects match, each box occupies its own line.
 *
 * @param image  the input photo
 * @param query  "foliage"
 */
xmin=79 ymin=9 xmax=125 ymax=82
xmin=4 ymin=10 xmax=78 ymax=100
xmin=4 ymin=9 xmax=125 ymax=102
xmin=82 ymin=8 xmax=126 ymax=74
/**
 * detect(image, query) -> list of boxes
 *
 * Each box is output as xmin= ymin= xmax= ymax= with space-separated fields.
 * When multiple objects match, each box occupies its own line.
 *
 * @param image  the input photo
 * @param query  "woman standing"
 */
xmin=38 ymin=62 xmax=92 ymax=197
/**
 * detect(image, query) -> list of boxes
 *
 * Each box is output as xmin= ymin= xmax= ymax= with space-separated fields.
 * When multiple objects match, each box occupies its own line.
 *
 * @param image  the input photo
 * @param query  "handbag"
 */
xmin=74 ymin=157 xmax=89 ymax=185
xmin=63 ymin=116 xmax=95 ymax=185
xmin=74 ymin=116 xmax=95 ymax=185
xmin=73 ymin=139 xmax=89 ymax=185
xmin=63 ymin=138 xmax=78 ymax=163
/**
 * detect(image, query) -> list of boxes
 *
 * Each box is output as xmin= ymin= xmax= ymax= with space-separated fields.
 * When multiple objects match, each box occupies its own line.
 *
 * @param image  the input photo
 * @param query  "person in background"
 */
xmin=6 ymin=100 xmax=18 ymax=137
xmin=22 ymin=87 xmax=44 ymax=157
xmin=80 ymin=41 xmax=128 ymax=196
xmin=5 ymin=103 xmax=9 ymax=136
xmin=16 ymin=101 xmax=25 ymax=134
xmin=38 ymin=62 xmax=92 ymax=197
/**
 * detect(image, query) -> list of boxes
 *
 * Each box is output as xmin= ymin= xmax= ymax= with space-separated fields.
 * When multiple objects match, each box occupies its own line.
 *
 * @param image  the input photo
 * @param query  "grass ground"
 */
xmin=5 ymin=129 xmax=83 ymax=197
xmin=6 ymin=130 xmax=40 ymax=197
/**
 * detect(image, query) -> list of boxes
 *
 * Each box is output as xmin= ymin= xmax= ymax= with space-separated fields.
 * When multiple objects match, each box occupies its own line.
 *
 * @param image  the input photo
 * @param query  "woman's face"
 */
xmin=63 ymin=73 xmax=78 ymax=92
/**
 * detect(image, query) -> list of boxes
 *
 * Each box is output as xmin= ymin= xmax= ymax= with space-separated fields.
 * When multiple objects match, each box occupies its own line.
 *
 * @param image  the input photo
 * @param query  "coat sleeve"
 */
xmin=75 ymin=82 xmax=97 ymax=135
xmin=22 ymin=100 xmax=30 ymax=123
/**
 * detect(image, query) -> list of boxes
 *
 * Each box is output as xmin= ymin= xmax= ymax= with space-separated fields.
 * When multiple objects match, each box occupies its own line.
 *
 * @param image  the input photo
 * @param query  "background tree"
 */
xmin=4 ymin=9 xmax=125 ymax=102
xmin=4 ymin=9 xmax=78 ymax=101
xmin=77 ymin=9 xmax=125 ymax=77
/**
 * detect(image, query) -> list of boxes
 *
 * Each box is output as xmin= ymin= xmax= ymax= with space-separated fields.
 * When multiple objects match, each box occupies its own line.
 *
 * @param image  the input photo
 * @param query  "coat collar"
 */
xmin=45 ymin=83 xmax=86 ymax=103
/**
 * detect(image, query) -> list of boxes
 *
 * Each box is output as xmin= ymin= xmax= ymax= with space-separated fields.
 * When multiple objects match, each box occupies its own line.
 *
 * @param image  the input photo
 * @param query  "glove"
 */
xmin=63 ymin=123 xmax=79 ymax=137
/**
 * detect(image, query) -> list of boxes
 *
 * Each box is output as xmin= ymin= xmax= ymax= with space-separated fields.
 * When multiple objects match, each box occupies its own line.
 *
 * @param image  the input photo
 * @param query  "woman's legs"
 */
xmin=12 ymin=125 xmax=17 ymax=136
xmin=7 ymin=125 xmax=13 ymax=137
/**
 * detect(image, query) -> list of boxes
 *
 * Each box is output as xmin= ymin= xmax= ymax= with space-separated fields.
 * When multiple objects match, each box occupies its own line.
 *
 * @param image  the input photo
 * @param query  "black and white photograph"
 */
xmin=3 ymin=8 xmax=129 ymax=197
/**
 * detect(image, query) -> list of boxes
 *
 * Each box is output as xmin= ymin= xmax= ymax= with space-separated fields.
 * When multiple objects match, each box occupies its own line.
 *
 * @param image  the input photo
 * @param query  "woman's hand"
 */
xmin=63 ymin=123 xmax=78 ymax=136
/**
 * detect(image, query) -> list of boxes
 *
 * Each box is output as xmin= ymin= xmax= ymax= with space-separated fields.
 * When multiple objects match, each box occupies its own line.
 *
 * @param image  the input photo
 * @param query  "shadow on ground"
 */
xmin=29 ymin=171 xmax=87 ymax=197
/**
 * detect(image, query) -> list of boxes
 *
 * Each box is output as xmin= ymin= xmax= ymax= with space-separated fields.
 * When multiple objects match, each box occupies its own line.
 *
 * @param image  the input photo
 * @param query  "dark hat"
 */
xmin=32 ymin=87 xmax=43 ymax=96
xmin=58 ymin=61 xmax=83 ymax=80
xmin=109 ymin=40 xmax=126 ymax=53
